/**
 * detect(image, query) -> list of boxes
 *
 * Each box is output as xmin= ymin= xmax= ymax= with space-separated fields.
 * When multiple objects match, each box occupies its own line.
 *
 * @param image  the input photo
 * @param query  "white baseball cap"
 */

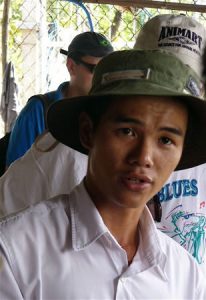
xmin=134 ymin=14 xmax=206 ymax=77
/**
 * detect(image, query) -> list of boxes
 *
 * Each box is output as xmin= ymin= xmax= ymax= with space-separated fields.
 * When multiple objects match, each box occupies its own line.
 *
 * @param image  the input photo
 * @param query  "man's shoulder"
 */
xmin=9 ymin=92 xmax=55 ymax=134
xmin=21 ymin=89 xmax=58 ymax=113
xmin=15 ymin=82 xmax=68 ymax=120
xmin=0 ymin=194 xmax=70 ymax=236
xmin=0 ymin=195 xmax=72 ymax=277
xmin=16 ymin=95 xmax=45 ymax=120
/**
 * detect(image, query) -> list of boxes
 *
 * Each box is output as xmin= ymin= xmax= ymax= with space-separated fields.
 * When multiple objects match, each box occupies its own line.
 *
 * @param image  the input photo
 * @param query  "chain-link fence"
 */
xmin=0 ymin=0 xmax=206 ymax=135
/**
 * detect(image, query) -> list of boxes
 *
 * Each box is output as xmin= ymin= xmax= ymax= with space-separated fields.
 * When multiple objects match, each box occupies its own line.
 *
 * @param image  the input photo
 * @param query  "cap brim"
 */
xmin=47 ymin=82 xmax=206 ymax=171
xmin=60 ymin=49 xmax=68 ymax=56
xmin=60 ymin=47 xmax=113 ymax=58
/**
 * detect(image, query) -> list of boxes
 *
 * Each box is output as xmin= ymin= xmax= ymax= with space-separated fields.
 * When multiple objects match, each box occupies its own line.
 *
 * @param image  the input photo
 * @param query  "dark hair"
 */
xmin=68 ymin=52 xmax=85 ymax=60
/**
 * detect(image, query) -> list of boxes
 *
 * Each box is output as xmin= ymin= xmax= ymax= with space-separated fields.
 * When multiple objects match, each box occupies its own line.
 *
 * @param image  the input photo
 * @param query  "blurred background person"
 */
xmin=6 ymin=31 xmax=113 ymax=167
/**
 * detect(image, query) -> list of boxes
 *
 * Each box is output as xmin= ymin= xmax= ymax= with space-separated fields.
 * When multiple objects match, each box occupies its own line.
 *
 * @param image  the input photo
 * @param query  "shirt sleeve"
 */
xmin=6 ymin=98 xmax=45 ymax=166
xmin=0 ymin=246 xmax=23 ymax=299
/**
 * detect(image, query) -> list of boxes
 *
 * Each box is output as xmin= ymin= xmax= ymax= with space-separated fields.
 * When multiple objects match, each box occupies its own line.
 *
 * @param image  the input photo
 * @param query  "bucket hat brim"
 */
xmin=47 ymin=84 xmax=206 ymax=171
xmin=47 ymin=49 xmax=206 ymax=171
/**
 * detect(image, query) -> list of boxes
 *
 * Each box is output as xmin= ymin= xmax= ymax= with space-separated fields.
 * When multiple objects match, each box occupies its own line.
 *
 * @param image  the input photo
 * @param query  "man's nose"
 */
xmin=127 ymin=139 xmax=154 ymax=168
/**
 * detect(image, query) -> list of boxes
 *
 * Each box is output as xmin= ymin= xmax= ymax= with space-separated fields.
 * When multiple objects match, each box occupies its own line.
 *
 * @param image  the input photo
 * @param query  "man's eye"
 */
xmin=160 ymin=136 xmax=172 ymax=145
xmin=120 ymin=128 xmax=135 ymax=136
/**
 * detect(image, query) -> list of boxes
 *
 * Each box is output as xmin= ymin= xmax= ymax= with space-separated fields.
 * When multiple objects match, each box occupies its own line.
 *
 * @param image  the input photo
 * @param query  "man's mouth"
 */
xmin=121 ymin=174 xmax=153 ymax=191
xmin=127 ymin=177 xmax=144 ymax=183
xmin=126 ymin=174 xmax=152 ymax=183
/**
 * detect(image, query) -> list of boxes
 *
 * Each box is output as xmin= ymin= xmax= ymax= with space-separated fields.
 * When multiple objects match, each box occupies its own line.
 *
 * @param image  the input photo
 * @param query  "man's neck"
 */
xmin=83 ymin=179 xmax=143 ymax=264
xmin=98 ymin=206 xmax=142 ymax=264
xmin=64 ymin=82 xmax=85 ymax=98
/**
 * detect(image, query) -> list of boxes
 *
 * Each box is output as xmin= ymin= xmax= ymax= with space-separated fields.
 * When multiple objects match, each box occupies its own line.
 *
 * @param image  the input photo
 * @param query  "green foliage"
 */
xmin=11 ymin=0 xmax=22 ymax=20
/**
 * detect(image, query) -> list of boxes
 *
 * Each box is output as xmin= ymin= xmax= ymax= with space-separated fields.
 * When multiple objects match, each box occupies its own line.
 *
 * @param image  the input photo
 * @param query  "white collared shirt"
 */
xmin=0 ymin=181 xmax=205 ymax=299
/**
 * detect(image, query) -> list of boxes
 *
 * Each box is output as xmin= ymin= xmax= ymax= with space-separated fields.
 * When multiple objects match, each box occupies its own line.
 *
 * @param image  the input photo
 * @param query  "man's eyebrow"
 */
xmin=160 ymin=127 xmax=184 ymax=136
xmin=113 ymin=116 xmax=142 ymax=124
xmin=113 ymin=116 xmax=184 ymax=136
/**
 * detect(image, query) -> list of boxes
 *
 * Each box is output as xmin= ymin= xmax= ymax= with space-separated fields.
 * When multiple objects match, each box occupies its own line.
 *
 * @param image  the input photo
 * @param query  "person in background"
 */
xmin=6 ymin=31 xmax=113 ymax=167
xmin=0 ymin=49 xmax=206 ymax=299
xmin=0 ymin=131 xmax=88 ymax=216
xmin=0 ymin=31 xmax=113 ymax=216
xmin=134 ymin=14 xmax=206 ymax=273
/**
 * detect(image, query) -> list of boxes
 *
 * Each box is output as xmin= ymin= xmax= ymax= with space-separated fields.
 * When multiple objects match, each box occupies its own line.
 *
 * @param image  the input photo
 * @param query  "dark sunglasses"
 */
xmin=153 ymin=194 xmax=162 ymax=222
xmin=147 ymin=194 xmax=162 ymax=222
xmin=73 ymin=57 xmax=97 ymax=73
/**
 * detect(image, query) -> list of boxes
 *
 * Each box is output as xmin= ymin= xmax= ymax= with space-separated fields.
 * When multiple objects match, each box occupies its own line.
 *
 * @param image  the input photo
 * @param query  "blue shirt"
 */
xmin=6 ymin=82 xmax=69 ymax=166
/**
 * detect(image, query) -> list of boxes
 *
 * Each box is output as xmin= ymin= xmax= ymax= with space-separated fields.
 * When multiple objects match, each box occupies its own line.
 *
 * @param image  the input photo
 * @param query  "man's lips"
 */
xmin=120 ymin=173 xmax=153 ymax=191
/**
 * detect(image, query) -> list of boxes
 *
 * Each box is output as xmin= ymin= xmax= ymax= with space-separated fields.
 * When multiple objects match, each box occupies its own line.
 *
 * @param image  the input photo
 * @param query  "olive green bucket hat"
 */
xmin=47 ymin=49 xmax=206 ymax=171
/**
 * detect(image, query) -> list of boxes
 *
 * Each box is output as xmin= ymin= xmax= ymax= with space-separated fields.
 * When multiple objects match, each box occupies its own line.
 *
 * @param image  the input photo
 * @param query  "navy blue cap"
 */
xmin=60 ymin=31 xmax=113 ymax=57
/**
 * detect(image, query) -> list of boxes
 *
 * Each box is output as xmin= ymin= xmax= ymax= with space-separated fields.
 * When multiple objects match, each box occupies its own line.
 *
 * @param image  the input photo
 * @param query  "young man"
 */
xmin=134 ymin=14 xmax=206 ymax=272
xmin=6 ymin=31 xmax=113 ymax=166
xmin=0 ymin=49 xmax=206 ymax=298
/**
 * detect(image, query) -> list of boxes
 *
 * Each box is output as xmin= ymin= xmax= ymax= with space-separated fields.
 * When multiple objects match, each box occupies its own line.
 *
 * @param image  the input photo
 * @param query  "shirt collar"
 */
xmin=129 ymin=206 xmax=167 ymax=278
xmin=69 ymin=180 xmax=108 ymax=251
xmin=69 ymin=181 xmax=167 ymax=275
xmin=56 ymin=81 xmax=70 ymax=100
xmin=138 ymin=206 xmax=165 ymax=264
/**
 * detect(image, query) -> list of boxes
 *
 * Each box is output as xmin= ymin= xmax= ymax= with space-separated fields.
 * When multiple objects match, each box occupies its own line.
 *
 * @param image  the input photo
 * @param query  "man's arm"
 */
xmin=6 ymin=97 xmax=45 ymax=166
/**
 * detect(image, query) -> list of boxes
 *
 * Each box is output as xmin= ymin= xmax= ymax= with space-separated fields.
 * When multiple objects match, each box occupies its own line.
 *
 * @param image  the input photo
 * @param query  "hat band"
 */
xmin=101 ymin=69 xmax=151 ymax=85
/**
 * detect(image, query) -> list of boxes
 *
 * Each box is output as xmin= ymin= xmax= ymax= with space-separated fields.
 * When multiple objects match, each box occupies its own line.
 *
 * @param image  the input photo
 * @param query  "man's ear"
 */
xmin=66 ymin=57 xmax=75 ymax=75
xmin=79 ymin=112 xmax=94 ymax=151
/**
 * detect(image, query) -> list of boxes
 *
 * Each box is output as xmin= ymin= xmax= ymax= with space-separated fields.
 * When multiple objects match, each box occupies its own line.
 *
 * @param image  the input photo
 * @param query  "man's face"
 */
xmin=81 ymin=95 xmax=188 ymax=211
xmin=72 ymin=55 xmax=102 ymax=95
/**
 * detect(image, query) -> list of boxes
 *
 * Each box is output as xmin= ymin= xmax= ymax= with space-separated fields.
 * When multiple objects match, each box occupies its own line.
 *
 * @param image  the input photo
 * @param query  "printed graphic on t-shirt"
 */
xmin=157 ymin=177 xmax=206 ymax=265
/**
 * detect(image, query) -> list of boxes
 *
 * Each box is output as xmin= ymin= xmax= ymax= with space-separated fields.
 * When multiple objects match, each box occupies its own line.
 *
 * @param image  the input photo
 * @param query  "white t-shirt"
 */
xmin=0 ymin=181 xmax=205 ymax=299
xmin=156 ymin=163 xmax=206 ymax=273
xmin=0 ymin=132 xmax=88 ymax=216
